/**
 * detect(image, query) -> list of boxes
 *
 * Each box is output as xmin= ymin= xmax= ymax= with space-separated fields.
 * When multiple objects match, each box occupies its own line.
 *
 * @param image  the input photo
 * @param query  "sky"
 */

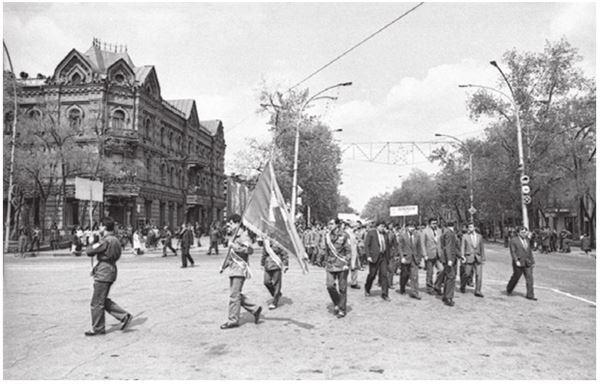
xmin=4 ymin=1 xmax=596 ymax=212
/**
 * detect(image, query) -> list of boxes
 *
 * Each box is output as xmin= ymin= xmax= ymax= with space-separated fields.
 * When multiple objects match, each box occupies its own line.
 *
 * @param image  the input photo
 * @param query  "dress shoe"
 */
xmin=336 ymin=310 xmax=346 ymax=318
xmin=505 ymin=290 xmax=513 ymax=296
xmin=268 ymin=303 xmax=277 ymax=310
xmin=220 ymin=322 xmax=239 ymax=330
xmin=434 ymin=288 xmax=442 ymax=295
xmin=398 ymin=289 xmax=406 ymax=295
xmin=443 ymin=299 xmax=455 ymax=307
xmin=121 ymin=313 xmax=132 ymax=330
xmin=364 ymin=289 xmax=371 ymax=297
xmin=526 ymin=296 xmax=538 ymax=301
xmin=84 ymin=330 xmax=105 ymax=336
xmin=350 ymin=284 xmax=361 ymax=290
xmin=460 ymin=287 xmax=466 ymax=294
xmin=381 ymin=295 xmax=391 ymax=302
xmin=474 ymin=293 xmax=484 ymax=298
xmin=410 ymin=294 xmax=422 ymax=300
xmin=254 ymin=306 xmax=263 ymax=324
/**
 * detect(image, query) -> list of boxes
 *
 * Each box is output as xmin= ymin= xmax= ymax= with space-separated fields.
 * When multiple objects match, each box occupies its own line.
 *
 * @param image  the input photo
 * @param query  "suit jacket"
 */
xmin=461 ymin=232 xmax=486 ymax=263
xmin=420 ymin=226 xmax=442 ymax=260
xmin=398 ymin=231 xmax=422 ymax=265
xmin=509 ymin=236 xmax=535 ymax=267
xmin=364 ymin=229 xmax=389 ymax=263
xmin=440 ymin=228 xmax=460 ymax=265
xmin=86 ymin=233 xmax=121 ymax=283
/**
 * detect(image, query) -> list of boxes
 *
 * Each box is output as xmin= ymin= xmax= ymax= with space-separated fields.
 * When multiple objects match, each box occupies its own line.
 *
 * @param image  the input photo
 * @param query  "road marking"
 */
xmin=486 ymin=279 xmax=596 ymax=306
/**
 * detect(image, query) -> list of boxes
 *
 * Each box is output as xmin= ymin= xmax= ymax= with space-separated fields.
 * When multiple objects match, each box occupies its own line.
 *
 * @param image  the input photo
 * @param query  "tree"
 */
xmin=258 ymin=87 xmax=343 ymax=223
xmin=467 ymin=38 xmax=595 ymax=242
xmin=337 ymin=194 xmax=356 ymax=214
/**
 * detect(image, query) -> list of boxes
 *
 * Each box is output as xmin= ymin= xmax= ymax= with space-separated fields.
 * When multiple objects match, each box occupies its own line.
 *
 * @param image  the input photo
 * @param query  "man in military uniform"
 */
xmin=325 ymin=218 xmax=351 ymax=318
xmin=84 ymin=216 xmax=132 ymax=336
xmin=260 ymin=237 xmax=289 ymax=310
xmin=219 ymin=215 xmax=262 ymax=329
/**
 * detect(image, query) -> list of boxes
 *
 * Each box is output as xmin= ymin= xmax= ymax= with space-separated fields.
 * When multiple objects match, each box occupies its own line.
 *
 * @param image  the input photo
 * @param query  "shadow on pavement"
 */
xmin=261 ymin=316 xmax=315 ymax=330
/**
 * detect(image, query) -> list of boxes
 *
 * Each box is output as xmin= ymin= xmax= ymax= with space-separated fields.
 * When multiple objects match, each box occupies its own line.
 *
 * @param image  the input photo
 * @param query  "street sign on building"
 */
xmin=75 ymin=177 xmax=103 ymax=202
xmin=389 ymin=205 xmax=418 ymax=217
xmin=468 ymin=206 xmax=477 ymax=215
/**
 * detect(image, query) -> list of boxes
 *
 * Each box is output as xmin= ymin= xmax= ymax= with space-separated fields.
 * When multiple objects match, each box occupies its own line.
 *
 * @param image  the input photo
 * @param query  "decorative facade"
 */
xmin=7 ymin=38 xmax=226 ymax=232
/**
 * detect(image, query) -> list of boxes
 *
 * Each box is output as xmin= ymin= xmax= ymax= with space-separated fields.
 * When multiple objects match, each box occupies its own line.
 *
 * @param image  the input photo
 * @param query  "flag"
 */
xmin=242 ymin=161 xmax=310 ymax=274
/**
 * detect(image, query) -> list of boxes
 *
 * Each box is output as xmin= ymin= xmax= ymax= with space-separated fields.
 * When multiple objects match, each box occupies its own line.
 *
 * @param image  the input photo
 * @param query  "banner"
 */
xmin=75 ymin=177 xmax=104 ymax=202
xmin=389 ymin=205 xmax=418 ymax=217
xmin=242 ymin=161 xmax=309 ymax=274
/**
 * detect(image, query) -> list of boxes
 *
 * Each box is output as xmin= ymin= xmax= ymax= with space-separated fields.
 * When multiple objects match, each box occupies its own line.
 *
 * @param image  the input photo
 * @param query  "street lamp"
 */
xmin=458 ymin=79 xmax=529 ymax=229
xmin=435 ymin=133 xmax=475 ymax=223
xmin=290 ymin=82 xmax=352 ymax=223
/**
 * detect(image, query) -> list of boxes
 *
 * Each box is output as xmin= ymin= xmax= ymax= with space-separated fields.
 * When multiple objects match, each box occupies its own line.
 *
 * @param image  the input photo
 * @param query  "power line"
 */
xmin=226 ymin=2 xmax=425 ymax=134
xmin=288 ymin=2 xmax=425 ymax=91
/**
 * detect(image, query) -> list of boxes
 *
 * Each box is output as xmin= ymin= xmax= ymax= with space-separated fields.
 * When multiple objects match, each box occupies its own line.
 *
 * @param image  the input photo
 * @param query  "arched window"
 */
xmin=68 ymin=108 xmax=83 ymax=132
xmin=160 ymin=127 xmax=165 ymax=146
xmin=146 ymin=157 xmax=152 ymax=181
xmin=115 ymin=73 xmax=125 ymax=84
xmin=169 ymin=167 xmax=174 ymax=187
xmin=111 ymin=110 xmax=126 ymax=130
xmin=28 ymin=109 xmax=42 ymax=120
xmin=188 ymin=142 xmax=192 ymax=155
xmin=168 ymin=132 xmax=173 ymax=150
xmin=70 ymin=72 xmax=83 ymax=84
xmin=160 ymin=164 xmax=165 ymax=185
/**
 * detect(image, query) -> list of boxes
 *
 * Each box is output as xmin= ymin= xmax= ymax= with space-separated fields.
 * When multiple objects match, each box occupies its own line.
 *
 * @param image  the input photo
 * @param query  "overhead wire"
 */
xmin=225 ymin=2 xmax=426 ymax=134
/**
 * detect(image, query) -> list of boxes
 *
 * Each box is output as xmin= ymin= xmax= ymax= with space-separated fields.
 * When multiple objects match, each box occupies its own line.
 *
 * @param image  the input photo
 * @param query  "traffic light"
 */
xmin=521 ymin=175 xmax=531 ymax=205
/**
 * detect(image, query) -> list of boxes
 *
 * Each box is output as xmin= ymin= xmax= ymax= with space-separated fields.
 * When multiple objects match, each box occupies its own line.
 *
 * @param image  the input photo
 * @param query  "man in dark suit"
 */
xmin=398 ymin=221 xmax=422 ymax=300
xmin=85 ymin=216 xmax=132 ymax=336
xmin=364 ymin=222 xmax=391 ymax=301
xmin=460 ymin=222 xmax=485 ymax=297
xmin=506 ymin=226 xmax=537 ymax=300
xmin=440 ymin=221 xmax=460 ymax=307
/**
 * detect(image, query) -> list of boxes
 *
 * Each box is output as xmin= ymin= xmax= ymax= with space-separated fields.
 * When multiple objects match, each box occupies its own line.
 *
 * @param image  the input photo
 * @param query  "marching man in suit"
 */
xmin=260 ymin=237 xmax=289 ymax=310
xmin=420 ymin=218 xmax=443 ymax=295
xmin=440 ymin=221 xmax=460 ymax=307
xmin=506 ymin=226 xmax=537 ymax=301
xmin=364 ymin=222 xmax=392 ymax=301
xmin=398 ymin=221 xmax=423 ymax=300
xmin=325 ymin=218 xmax=351 ymax=318
xmin=460 ymin=222 xmax=485 ymax=297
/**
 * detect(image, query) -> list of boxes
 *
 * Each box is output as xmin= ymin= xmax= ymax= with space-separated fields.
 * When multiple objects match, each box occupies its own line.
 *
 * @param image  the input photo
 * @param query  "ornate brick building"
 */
xmin=9 ymin=38 xmax=226 ymax=232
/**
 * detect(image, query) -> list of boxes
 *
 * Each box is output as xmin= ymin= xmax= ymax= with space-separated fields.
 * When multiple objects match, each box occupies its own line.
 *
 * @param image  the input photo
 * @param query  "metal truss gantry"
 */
xmin=340 ymin=141 xmax=451 ymax=166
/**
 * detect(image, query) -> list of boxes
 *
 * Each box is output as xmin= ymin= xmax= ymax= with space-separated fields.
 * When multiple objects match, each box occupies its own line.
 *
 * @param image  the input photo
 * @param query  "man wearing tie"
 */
xmin=398 ymin=222 xmax=422 ymax=300
xmin=460 ymin=222 xmax=485 ymax=297
xmin=440 ymin=221 xmax=460 ymax=307
xmin=420 ymin=218 xmax=443 ymax=295
xmin=506 ymin=226 xmax=537 ymax=301
xmin=364 ymin=222 xmax=391 ymax=301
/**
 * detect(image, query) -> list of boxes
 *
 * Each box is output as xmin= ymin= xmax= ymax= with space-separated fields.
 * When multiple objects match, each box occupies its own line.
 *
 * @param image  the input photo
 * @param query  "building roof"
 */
xmin=166 ymin=99 xmax=195 ymax=119
xmin=83 ymin=44 xmax=135 ymax=73
xmin=199 ymin=120 xmax=222 ymax=136
xmin=134 ymin=65 xmax=154 ymax=83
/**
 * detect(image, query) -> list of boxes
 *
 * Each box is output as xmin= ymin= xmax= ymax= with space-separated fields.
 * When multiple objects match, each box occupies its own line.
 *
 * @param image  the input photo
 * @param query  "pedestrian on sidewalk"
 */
xmin=17 ymin=228 xmax=28 ymax=258
xmin=161 ymin=226 xmax=177 ymax=257
xmin=219 ymin=214 xmax=262 ymax=329
xmin=49 ymin=222 xmax=59 ymax=250
xmin=207 ymin=224 xmax=220 ymax=255
xmin=179 ymin=223 xmax=195 ymax=268
xmin=132 ymin=228 xmax=144 ymax=255
xmin=84 ymin=216 xmax=132 ymax=336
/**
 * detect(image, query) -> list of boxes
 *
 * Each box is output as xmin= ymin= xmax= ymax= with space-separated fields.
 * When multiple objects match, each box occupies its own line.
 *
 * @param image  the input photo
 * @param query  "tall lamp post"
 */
xmin=435 ymin=133 xmax=475 ymax=223
xmin=4 ymin=40 xmax=18 ymax=253
xmin=290 ymin=81 xmax=352 ymax=223
xmin=459 ymin=79 xmax=529 ymax=229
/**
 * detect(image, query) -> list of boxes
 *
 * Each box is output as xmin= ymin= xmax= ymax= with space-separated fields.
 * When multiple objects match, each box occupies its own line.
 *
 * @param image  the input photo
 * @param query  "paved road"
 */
xmin=3 ymin=242 xmax=596 ymax=379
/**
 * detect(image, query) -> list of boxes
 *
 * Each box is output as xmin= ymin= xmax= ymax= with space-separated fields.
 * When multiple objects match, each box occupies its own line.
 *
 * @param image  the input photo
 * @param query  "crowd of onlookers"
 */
xmin=12 ymin=220 xmax=237 ymax=258
xmin=502 ymin=226 xmax=593 ymax=255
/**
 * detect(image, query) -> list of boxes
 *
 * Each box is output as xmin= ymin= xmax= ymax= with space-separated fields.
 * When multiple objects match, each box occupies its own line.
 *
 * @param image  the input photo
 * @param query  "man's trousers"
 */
xmin=90 ymin=281 xmax=128 ymax=333
xmin=228 ymin=276 xmax=259 ymax=324
xmin=326 ymin=270 xmax=349 ymax=312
